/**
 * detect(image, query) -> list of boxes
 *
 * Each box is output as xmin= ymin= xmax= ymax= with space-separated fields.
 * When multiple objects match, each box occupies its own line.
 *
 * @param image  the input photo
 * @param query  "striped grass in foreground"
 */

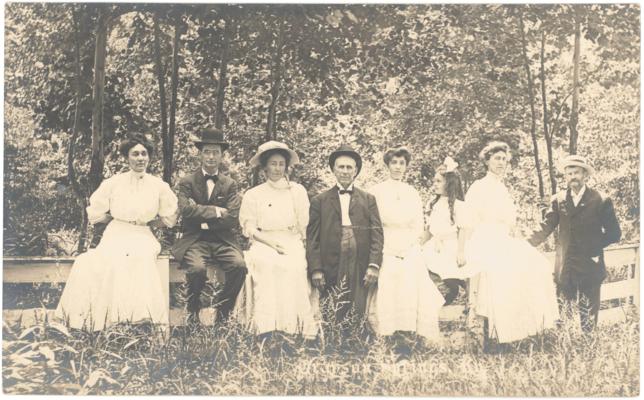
xmin=2 ymin=304 xmax=639 ymax=396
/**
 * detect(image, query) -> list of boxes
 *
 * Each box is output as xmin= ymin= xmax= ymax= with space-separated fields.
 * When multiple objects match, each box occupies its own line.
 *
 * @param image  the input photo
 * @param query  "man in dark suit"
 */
xmin=306 ymin=144 xmax=384 ymax=329
xmin=172 ymin=128 xmax=247 ymax=326
xmin=529 ymin=155 xmax=621 ymax=332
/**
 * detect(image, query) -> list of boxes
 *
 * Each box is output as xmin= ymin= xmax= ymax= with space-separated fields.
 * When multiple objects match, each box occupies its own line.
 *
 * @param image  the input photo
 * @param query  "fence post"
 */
xmin=633 ymin=247 xmax=640 ymax=308
xmin=156 ymin=257 xmax=170 ymax=318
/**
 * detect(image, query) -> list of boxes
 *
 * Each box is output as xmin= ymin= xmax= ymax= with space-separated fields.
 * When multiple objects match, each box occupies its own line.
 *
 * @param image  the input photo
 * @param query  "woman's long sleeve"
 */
xmin=86 ymin=179 xmax=112 ymax=225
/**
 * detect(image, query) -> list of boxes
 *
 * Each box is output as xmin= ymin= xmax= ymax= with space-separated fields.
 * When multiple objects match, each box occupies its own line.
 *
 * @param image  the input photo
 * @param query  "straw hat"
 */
xmin=558 ymin=154 xmax=595 ymax=176
xmin=249 ymin=141 xmax=300 ymax=167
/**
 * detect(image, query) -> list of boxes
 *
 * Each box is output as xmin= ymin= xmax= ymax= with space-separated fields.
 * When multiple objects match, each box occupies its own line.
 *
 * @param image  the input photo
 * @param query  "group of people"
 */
xmin=55 ymin=127 xmax=622 ymax=349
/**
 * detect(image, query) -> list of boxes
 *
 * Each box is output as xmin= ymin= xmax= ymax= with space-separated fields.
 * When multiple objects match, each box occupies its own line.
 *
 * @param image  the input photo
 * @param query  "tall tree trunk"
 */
xmin=265 ymin=22 xmax=285 ymax=142
xmin=87 ymin=6 xmax=111 ymax=248
xmin=70 ymin=5 xmax=89 ymax=252
xmin=88 ymin=6 xmax=109 ymax=194
xmin=569 ymin=11 xmax=581 ymax=155
xmin=167 ymin=16 xmax=182 ymax=184
xmin=153 ymin=14 xmax=170 ymax=182
xmin=539 ymin=31 xmax=557 ymax=195
xmin=518 ymin=12 xmax=545 ymax=201
xmin=215 ymin=15 xmax=233 ymax=129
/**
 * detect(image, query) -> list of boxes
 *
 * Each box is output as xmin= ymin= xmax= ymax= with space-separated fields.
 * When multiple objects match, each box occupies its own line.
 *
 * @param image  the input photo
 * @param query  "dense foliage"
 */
xmin=4 ymin=4 xmax=639 ymax=255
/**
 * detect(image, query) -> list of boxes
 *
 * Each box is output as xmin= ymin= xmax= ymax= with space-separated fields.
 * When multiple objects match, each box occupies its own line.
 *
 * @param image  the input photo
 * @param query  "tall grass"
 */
xmin=3 ymin=299 xmax=638 ymax=396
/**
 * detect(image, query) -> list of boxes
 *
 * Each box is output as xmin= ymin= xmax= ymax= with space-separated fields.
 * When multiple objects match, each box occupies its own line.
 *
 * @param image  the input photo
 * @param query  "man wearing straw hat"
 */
xmin=529 ymin=154 xmax=621 ymax=332
xmin=172 ymin=127 xmax=247 ymax=327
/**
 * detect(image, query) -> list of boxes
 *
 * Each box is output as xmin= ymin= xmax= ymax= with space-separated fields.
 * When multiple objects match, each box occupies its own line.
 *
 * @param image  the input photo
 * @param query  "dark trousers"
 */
xmin=558 ymin=267 xmax=603 ymax=333
xmin=182 ymin=238 xmax=247 ymax=321
xmin=337 ymin=227 xmax=369 ymax=321
xmin=320 ymin=227 xmax=366 ymax=336
xmin=443 ymin=278 xmax=466 ymax=305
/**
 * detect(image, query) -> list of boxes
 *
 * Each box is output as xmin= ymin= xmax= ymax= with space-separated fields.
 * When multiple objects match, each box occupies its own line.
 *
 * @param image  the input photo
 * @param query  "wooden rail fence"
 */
xmin=3 ymin=244 xmax=639 ymax=328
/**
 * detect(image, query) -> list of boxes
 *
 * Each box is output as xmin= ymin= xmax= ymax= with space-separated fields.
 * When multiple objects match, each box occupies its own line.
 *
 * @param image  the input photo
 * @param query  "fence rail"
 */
xmin=3 ymin=244 xmax=639 ymax=327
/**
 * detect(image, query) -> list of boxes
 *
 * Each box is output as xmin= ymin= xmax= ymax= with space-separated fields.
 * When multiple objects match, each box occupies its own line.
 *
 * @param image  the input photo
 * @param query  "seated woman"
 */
xmin=367 ymin=146 xmax=444 ymax=349
xmin=236 ymin=141 xmax=318 ymax=340
xmin=423 ymin=157 xmax=468 ymax=305
xmin=463 ymin=141 xmax=559 ymax=344
xmin=55 ymin=133 xmax=178 ymax=331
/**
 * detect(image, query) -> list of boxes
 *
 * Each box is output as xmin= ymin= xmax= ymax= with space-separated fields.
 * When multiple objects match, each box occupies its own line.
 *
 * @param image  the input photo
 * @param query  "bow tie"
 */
xmin=205 ymin=174 xmax=218 ymax=183
xmin=339 ymin=189 xmax=353 ymax=195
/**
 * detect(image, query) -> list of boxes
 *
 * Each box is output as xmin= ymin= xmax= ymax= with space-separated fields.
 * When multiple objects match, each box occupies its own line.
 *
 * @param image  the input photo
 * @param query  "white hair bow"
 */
xmin=443 ymin=156 xmax=459 ymax=173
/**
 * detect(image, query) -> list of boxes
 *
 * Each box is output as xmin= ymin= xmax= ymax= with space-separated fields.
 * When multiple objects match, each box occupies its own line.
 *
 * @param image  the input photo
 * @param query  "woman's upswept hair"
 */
xmin=429 ymin=164 xmax=464 ymax=225
xmin=119 ymin=133 xmax=154 ymax=158
xmin=383 ymin=146 xmax=412 ymax=166
xmin=479 ymin=140 xmax=512 ymax=162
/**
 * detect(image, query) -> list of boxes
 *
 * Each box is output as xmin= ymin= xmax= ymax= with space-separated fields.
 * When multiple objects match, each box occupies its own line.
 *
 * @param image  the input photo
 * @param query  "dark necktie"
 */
xmin=339 ymin=189 xmax=353 ymax=195
xmin=205 ymin=174 xmax=218 ymax=183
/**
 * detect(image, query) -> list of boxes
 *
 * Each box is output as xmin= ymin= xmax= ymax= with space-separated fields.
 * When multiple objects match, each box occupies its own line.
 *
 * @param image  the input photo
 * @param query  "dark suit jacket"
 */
xmin=171 ymin=169 xmax=241 ymax=263
xmin=529 ymin=187 xmax=621 ymax=285
xmin=306 ymin=186 xmax=384 ymax=286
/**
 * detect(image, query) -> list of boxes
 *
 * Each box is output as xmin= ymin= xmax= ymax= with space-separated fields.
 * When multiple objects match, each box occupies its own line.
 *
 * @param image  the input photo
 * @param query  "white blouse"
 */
xmin=369 ymin=179 xmax=424 ymax=257
xmin=427 ymin=197 xmax=466 ymax=240
xmin=86 ymin=171 xmax=178 ymax=227
xmin=464 ymin=173 xmax=517 ymax=231
xmin=239 ymin=178 xmax=310 ymax=239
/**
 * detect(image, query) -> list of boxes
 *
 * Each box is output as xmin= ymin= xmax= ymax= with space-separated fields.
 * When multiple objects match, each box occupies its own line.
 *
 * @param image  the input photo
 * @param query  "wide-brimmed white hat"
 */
xmin=558 ymin=154 xmax=595 ymax=176
xmin=249 ymin=141 xmax=300 ymax=167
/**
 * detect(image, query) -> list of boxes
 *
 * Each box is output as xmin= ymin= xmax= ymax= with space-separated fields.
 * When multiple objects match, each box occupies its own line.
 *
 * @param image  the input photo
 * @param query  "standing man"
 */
xmin=172 ymin=128 xmax=247 ymax=326
xmin=529 ymin=154 xmax=621 ymax=332
xmin=306 ymin=144 xmax=384 ymax=330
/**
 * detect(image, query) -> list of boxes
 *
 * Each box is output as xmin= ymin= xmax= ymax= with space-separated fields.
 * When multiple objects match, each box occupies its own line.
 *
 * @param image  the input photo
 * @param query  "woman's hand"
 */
xmin=419 ymin=230 xmax=431 ymax=245
xmin=98 ymin=213 xmax=113 ymax=224
xmin=457 ymin=251 xmax=466 ymax=268
xmin=272 ymin=241 xmax=287 ymax=255
xmin=250 ymin=229 xmax=287 ymax=254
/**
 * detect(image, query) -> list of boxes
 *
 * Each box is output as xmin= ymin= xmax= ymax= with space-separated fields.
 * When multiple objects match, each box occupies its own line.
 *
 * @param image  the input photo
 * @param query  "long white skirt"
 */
xmin=423 ymin=236 xmax=471 ymax=280
xmin=367 ymin=246 xmax=444 ymax=341
xmin=234 ymin=231 xmax=319 ymax=338
xmin=465 ymin=225 xmax=559 ymax=343
xmin=55 ymin=220 xmax=168 ymax=331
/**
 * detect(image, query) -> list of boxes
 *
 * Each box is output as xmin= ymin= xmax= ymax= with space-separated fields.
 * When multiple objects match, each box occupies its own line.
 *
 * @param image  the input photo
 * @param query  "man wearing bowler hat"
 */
xmin=529 ymin=154 xmax=621 ymax=332
xmin=306 ymin=144 xmax=384 ymax=331
xmin=172 ymin=127 xmax=247 ymax=326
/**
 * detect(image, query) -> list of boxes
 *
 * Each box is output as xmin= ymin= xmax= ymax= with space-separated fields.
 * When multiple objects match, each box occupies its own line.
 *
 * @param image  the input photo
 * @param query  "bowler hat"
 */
xmin=329 ymin=144 xmax=362 ymax=176
xmin=194 ymin=127 xmax=230 ymax=151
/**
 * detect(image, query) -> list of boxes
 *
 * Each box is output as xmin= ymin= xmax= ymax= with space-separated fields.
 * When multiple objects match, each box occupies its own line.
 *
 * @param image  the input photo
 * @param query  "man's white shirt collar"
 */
xmin=336 ymin=182 xmax=353 ymax=226
xmin=336 ymin=182 xmax=354 ymax=193
xmin=202 ymin=168 xmax=219 ymax=177
xmin=571 ymin=185 xmax=586 ymax=207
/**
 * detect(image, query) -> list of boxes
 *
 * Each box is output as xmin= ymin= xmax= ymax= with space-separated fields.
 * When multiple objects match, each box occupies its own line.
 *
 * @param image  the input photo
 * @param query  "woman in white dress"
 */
xmin=464 ymin=141 xmax=559 ymax=344
xmin=55 ymin=134 xmax=178 ymax=331
xmin=236 ymin=141 xmax=318 ymax=340
xmin=423 ymin=157 xmax=468 ymax=305
xmin=367 ymin=147 xmax=444 ymax=345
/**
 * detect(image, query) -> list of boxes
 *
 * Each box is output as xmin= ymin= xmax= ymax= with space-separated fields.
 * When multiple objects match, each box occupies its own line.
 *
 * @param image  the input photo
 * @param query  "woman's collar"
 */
xmin=485 ymin=171 xmax=504 ymax=182
xmin=129 ymin=170 xmax=146 ymax=180
xmin=267 ymin=177 xmax=290 ymax=189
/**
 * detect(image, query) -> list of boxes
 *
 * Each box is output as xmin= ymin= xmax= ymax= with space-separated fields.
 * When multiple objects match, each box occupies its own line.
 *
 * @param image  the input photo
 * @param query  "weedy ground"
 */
xmin=2 ymin=297 xmax=639 ymax=396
